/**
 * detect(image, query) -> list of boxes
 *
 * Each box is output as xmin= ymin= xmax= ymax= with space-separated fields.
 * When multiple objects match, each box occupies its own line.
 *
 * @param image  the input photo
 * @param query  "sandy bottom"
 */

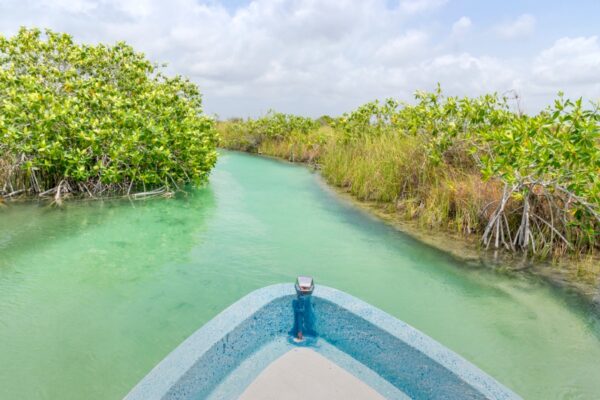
xmin=239 ymin=347 xmax=385 ymax=400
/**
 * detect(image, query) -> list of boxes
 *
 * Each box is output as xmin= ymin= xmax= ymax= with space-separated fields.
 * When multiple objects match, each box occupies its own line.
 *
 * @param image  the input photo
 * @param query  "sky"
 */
xmin=1 ymin=0 xmax=599 ymax=118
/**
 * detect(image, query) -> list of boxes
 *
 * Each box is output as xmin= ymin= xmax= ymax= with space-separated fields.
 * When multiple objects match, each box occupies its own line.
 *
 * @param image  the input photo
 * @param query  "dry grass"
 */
xmin=219 ymin=122 xmax=505 ymax=240
xmin=0 ymin=154 xmax=29 ymax=198
xmin=320 ymin=134 xmax=503 ymax=237
xmin=218 ymin=119 xmax=599 ymax=269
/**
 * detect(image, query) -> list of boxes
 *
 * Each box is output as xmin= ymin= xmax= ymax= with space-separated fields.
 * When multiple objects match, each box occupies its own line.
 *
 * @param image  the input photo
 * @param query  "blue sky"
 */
xmin=1 ymin=0 xmax=599 ymax=117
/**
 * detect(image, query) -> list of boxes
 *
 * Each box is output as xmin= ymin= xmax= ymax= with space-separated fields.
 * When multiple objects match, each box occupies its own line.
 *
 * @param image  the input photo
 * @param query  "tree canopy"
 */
xmin=0 ymin=27 xmax=218 ymax=200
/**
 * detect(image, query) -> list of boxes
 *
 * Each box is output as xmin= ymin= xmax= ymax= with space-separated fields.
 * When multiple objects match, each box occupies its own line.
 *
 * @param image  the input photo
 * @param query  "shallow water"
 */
xmin=1 ymin=151 xmax=599 ymax=400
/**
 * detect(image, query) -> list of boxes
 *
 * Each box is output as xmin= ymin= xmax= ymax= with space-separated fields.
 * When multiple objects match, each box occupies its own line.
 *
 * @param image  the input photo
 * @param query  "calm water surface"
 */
xmin=1 ymin=151 xmax=599 ymax=400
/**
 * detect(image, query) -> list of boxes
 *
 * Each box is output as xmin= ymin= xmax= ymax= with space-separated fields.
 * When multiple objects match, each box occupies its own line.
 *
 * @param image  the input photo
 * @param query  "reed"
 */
xmin=217 ymin=89 xmax=600 ymax=261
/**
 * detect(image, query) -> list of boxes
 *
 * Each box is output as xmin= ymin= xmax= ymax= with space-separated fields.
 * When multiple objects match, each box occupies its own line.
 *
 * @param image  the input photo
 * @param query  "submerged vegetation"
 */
xmin=219 ymin=88 xmax=600 ymax=260
xmin=0 ymin=28 xmax=217 ymax=202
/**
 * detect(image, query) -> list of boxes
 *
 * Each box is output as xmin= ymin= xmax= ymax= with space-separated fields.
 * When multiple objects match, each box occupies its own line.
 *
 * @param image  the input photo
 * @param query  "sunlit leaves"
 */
xmin=0 ymin=27 xmax=218 ymax=195
xmin=220 ymin=85 xmax=599 ymax=252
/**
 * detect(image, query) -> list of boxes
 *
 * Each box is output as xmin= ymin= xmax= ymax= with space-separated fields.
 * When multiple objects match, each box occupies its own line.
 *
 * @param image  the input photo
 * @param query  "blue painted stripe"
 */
xmin=125 ymin=284 xmax=521 ymax=400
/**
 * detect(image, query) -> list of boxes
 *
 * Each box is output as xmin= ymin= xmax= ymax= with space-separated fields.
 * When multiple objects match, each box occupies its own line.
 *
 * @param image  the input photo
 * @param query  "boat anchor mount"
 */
xmin=293 ymin=276 xmax=314 ymax=342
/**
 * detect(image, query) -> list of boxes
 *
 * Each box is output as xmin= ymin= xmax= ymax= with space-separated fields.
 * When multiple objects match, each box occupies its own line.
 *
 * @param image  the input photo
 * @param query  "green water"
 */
xmin=1 ymin=151 xmax=599 ymax=400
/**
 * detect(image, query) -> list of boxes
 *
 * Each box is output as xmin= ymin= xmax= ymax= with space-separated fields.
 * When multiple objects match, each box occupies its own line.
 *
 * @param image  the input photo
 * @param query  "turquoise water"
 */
xmin=0 ymin=151 xmax=599 ymax=399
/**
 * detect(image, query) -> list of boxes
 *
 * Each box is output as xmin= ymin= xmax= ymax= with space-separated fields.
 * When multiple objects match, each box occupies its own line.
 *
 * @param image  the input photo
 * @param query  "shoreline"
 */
xmin=231 ymin=149 xmax=600 ymax=310
xmin=322 ymin=179 xmax=600 ymax=309
xmin=4 ymin=148 xmax=599 ymax=310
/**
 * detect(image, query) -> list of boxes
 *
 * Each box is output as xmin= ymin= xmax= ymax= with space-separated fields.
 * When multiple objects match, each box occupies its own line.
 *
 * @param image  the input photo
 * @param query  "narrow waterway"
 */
xmin=1 ymin=151 xmax=599 ymax=400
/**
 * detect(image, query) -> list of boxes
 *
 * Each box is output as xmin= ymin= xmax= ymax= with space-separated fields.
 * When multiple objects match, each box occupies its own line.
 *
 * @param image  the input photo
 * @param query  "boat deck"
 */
xmin=124 ymin=284 xmax=521 ymax=400
xmin=240 ymin=348 xmax=385 ymax=400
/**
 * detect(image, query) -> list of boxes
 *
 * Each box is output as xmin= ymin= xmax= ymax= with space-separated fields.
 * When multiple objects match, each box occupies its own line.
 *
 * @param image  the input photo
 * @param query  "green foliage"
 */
xmin=219 ymin=87 xmax=600 ymax=257
xmin=0 ymin=27 xmax=217 ymax=198
xmin=477 ymin=96 xmax=600 ymax=249
xmin=479 ymin=95 xmax=599 ymax=203
xmin=335 ymin=98 xmax=401 ymax=141
xmin=256 ymin=111 xmax=320 ymax=138
xmin=218 ymin=111 xmax=320 ymax=153
xmin=335 ymin=86 xmax=516 ymax=166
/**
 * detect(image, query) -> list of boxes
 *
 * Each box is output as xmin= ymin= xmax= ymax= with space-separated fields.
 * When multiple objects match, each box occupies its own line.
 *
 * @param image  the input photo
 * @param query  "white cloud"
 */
xmin=398 ymin=0 xmax=448 ymax=14
xmin=494 ymin=14 xmax=536 ymax=39
xmin=40 ymin=0 xmax=97 ymax=14
xmin=532 ymin=36 xmax=600 ymax=86
xmin=114 ymin=0 xmax=155 ymax=19
xmin=451 ymin=16 xmax=472 ymax=36
xmin=0 ymin=1 xmax=597 ymax=116
xmin=376 ymin=30 xmax=429 ymax=65
xmin=410 ymin=53 xmax=518 ymax=95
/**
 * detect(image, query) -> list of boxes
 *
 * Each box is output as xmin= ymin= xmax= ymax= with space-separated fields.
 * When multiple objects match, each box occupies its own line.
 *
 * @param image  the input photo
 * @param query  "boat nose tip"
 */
xmin=295 ymin=276 xmax=314 ymax=295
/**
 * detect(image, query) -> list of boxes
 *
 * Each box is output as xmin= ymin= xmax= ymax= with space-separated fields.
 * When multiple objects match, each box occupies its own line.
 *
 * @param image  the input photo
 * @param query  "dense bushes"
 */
xmin=218 ymin=111 xmax=330 ymax=162
xmin=219 ymin=89 xmax=600 ymax=258
xmin=0 ymin=28 xmax=218 ymax=200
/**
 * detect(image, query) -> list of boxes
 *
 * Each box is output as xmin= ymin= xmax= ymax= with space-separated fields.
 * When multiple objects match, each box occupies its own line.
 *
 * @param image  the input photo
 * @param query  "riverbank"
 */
xmin=4 ymin=150 xmax=600 ymax=399
xmin=217 ymin=92 xmax=600 ymax=304
xmin=328 ymin=181 xmax=600 ymax=307
xmin=218 ymin=92 xmax=600 ymax=265
xmin=225 ymin=148 xmax=600 ymax=309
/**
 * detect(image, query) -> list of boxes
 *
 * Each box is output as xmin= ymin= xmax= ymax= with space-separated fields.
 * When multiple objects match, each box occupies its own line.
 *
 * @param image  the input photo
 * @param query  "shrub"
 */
xmin=0 ymin=28 xmax=218 ymax=200
xmin=218 ymin=88 xmax=600 ymax=257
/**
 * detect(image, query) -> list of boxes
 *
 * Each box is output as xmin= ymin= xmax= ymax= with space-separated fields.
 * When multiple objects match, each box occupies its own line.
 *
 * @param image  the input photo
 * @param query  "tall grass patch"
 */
xmin=217 ymin=88 xmax=600 ymax=259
